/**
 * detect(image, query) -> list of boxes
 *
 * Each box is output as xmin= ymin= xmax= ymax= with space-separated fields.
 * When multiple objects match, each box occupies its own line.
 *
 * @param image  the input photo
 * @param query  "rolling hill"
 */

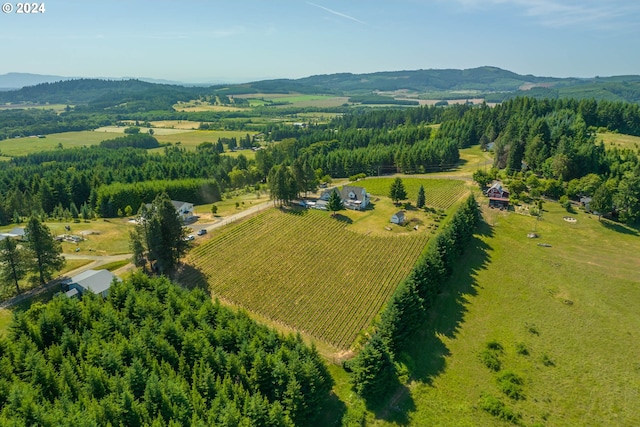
xmin=2 ymin=66 xmax=640 ymax=107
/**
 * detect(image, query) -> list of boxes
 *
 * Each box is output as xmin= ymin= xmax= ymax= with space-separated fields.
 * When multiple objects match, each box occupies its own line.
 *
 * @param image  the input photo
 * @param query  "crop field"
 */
xmin=596 ymin=131 xmax=640 ymax=150
xmin=361 ymin=202 xmax=640 ymax=426
xmin=362 ymin=177 xmax=469 ymax=210
xmin=183 ymin=207 xmax=431 ymax=350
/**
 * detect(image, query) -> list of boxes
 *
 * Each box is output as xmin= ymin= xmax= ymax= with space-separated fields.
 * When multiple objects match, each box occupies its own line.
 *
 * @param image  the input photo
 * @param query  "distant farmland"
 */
xmin=183 ymin=208 xmax=432 ymax=351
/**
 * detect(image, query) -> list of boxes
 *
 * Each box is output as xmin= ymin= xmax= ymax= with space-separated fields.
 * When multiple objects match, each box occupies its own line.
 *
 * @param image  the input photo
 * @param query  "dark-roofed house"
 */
xmin=320 ymin=186 xmax=370 ymax=210
xmin=64 ymin=269 xmax=121 ymax=298
xmin=486 ymin=182 xmax=510 ymax=209
xmin=391 ymin=211 xmax=406 ymax=225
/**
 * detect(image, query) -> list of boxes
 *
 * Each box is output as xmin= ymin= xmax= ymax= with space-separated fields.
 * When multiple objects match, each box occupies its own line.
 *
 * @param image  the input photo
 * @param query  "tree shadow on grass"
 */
xmin=174 ymin=263 xmax=209 ymax=291
xmin=370 ymin=220 xmax=494 ymax=423
xmin=332 ymin=213 xmax=353 ymax=224
xmin=370 ymin=383 xmax=416 ymax=425
xmin=600 ymin=219 xmax=639 ymax=236
xmin=409 ymin=220 xmax=493 ymax=383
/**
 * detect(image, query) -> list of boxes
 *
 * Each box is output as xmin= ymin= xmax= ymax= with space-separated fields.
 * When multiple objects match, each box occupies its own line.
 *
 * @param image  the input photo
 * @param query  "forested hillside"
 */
xmin=0 ymin=273 xmax=333 ymax=425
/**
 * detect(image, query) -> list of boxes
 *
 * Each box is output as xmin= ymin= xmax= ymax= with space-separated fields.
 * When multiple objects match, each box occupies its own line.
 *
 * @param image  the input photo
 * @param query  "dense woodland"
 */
xmin=1 ymin=96 xmax=639 ymax=224
xmin=0 ymin=273 xmax=333 ymax=425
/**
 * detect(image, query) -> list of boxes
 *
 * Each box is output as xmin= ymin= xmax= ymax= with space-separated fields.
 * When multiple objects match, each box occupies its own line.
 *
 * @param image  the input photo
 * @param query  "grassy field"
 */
xmin=596 ymin=132 xmax=640 ymax=151
xmin=348 ymin=201 xmax=640 ymax=426
xmin=235 ymin=93 xmax=349 ymax=108
xmin=153 ymin=130 xmax=257 ymax=151
xmin=182 ymin=207 xmax=433 ymax=352
xmin=0 ymin=219 xmax=136 ymax=256
xmin=362 ymin=177 xmax=469 ymax=209
xmin=0 ymin=131 xmax=113 ymax=156
xmin=0 ymin=310 xmax=12 ymax=336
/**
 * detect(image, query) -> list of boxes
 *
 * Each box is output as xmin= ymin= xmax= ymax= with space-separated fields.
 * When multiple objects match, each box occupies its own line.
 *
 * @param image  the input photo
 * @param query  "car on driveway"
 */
xmin=197 ymin=229 xmax=207 ymax=236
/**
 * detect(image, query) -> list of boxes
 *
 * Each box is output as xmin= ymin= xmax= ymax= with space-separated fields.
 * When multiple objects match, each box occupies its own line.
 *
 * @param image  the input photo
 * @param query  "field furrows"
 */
xmin=185 ymin=208 xmax=430 ymax=349
xmin=364 ymin=178 xmax=467 ymax=210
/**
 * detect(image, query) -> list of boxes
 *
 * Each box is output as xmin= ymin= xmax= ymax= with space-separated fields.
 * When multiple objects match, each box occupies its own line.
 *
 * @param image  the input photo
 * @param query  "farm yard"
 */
xmin=182 ymin=207 xmax=433 ymax=351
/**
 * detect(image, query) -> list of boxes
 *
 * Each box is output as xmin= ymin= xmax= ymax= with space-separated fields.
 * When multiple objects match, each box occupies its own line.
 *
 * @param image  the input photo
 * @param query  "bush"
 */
xmin=515 ymin=343 xmax=529 ymax=356
xmin=559 ymin=195 xmax=571 ymax=210
xmin=480 ymin=341 xmax=503 ymax=371
xmin=496 ymin=371 xmax=525 ymax=400
xmin=480 ymin=349 xmax=502 ymax=372
xmin=541 ymin=353 xmax=555 ymax=367
xmin=479 ymin=394 xmax=522 ymax=423
xmin=349 ymin=173 xmax=366 ymax=182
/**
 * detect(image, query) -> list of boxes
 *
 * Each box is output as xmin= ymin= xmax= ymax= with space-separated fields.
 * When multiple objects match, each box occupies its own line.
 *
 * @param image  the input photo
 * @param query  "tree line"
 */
xmin=348 ymin=195 xmax=481 ymax=404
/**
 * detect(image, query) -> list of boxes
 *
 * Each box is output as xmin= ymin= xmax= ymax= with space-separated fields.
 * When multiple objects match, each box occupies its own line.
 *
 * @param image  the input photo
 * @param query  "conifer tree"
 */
xmin=416 ymin=184 xmax=426 ymax=209
xmin=24 ymin=216 xmax=65 ymax=285
xmin=327 ymin=189 xmax=344 ymax=216
xmin=0 ymin=237 xmax=28 ymax=295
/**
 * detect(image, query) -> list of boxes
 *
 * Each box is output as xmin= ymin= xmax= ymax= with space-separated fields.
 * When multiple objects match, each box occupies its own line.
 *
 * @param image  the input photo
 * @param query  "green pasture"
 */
xmin=153 ymin=130 xmax=258 ymax=151
xmin=0 ymin=131 xmax=114 ymax=156
xmin=346 ymin=201 xmax=640 ymax=426
xmin=597 ymin=132 xmax=640 ymax=151
xmin=361 ymin=177 xmax=469 ymax=209
xmin=0 ymin=104 xmax=69 ymax=112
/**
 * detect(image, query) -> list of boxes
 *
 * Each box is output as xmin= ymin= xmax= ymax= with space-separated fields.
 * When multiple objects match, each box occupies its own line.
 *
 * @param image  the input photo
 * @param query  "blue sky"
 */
xmin=1 ymin=0 xmax=639 ymax=83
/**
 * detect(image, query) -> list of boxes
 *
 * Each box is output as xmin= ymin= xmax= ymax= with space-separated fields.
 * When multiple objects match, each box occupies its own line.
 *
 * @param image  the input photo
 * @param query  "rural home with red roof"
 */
xmin=487 ymin=182 xmax=510 ymax=208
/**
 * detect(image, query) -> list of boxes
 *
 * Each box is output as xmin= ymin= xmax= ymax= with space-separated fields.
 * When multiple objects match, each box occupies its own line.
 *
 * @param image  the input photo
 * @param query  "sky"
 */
xmin=1 ymin=0 xmax=639 ymax=83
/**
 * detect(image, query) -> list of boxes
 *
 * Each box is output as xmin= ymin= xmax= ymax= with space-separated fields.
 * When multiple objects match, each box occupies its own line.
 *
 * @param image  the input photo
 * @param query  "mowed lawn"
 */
xmin=182 ymin=207 xmax=432 ymax=351
xmin=369 ymin=202 xmax=640 ymax=426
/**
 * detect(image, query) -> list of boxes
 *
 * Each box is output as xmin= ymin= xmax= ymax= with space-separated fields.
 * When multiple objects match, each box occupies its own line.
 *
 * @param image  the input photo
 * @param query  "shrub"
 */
xmin=479 ymin=394 xmax=522 ymax=423
xmin=515 ymin=343 xmax=529 ymax=356
xmin=480 ymin=349 xmax=502 ymax=372
xmin=541 ymin=353 xmax=555 ymax=367
xmin=480 ymin=341 xmax=503 ymax=371
xmin=496 ymin=371 xmax=525 ymax=400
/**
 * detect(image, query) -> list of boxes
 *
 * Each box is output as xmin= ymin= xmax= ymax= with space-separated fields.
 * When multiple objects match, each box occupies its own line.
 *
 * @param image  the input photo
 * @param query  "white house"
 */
xmin=145 ymin=200 xmax=194 ymax=222
xmin=171 ymin=200 xmax=194 ymax=221
xmin=64 ymin=269 xmax=121 ymax=298
xmin=391 ymin=211 xmax=406 ymax=225
xmin=320 ymin=186 xmax=370 ymax=210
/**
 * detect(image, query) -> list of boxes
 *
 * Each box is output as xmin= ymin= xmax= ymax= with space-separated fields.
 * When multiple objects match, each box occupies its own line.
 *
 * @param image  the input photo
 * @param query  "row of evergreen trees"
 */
xmin=0 ymin=273 xmax=333 ymax=425
xmin=349 ymin=195 xmax=481 ymax=404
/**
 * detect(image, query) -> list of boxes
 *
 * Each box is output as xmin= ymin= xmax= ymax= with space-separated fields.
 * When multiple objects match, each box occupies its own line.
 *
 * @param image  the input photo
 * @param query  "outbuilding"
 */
xmin=391 ymin=211 xmax=405 ymax=225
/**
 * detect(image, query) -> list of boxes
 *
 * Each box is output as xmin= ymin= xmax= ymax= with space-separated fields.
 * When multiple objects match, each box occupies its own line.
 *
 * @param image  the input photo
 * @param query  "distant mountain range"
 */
xmin=0 ymin=73 xmax=187 ymax=91
xmin=1 ymin=67 xmax=640 ymax=105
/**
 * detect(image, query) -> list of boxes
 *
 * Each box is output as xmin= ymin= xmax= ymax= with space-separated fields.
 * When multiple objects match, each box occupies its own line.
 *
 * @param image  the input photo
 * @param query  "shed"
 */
xmin=391 ymin=211 xmax=405 ymax=225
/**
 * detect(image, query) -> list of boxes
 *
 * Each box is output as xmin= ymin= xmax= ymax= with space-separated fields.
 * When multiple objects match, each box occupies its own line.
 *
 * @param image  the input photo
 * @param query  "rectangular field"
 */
xmin=183 ymin=208 xmax=431 ymax=350
xmin=362 ymin=177 xmax=469 ymax=210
